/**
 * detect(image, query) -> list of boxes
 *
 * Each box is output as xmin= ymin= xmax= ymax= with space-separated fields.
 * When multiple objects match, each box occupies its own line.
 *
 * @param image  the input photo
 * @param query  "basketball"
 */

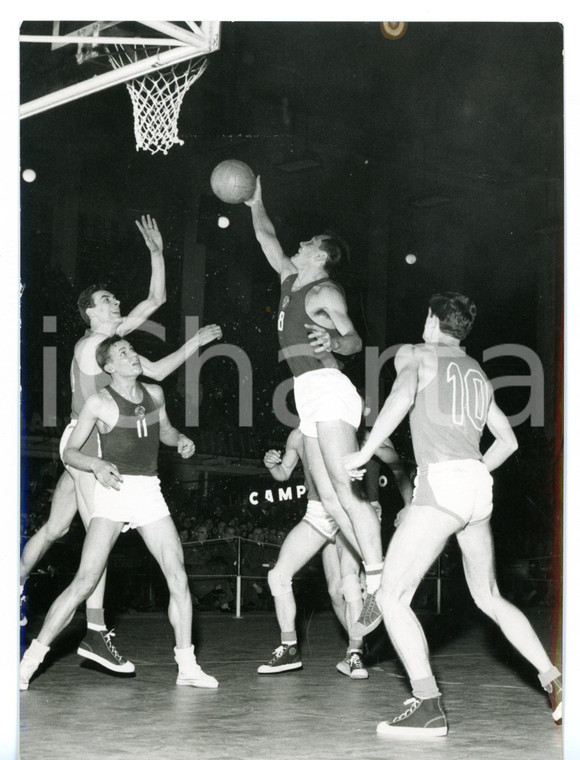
xmin=210 ymin=160 xmax=257 ymax=204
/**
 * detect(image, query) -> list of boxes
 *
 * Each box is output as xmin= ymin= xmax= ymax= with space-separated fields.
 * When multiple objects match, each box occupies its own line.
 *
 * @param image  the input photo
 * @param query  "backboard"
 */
xmin=20 ymin=21 xmax=221 ymax=119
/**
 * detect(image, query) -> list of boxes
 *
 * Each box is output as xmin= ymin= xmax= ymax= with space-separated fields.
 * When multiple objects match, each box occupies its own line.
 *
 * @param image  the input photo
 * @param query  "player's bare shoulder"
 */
xmin=394 ymin=343 xmax=423 ymax=369
xmin=143 ymin=382 xmax=164 ymax=406
xmin=311 ymin=279 xmax=344 ymax=304
xmin=74 ymin=330 xmax=108 ymax=373
xmin=306 ymin=280 xmax=345 ymax=325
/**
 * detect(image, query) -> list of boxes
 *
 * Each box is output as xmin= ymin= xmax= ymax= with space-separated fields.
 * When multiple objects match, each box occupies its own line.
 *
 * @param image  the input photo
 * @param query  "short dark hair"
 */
xmin=319 ymin=231 xmax=350 ymax=278
xmin=429 ymin=292 xmax=477 ymax=340
xmin=77 ymin=284 xmax=107 ymax=326
xmin=95 ymin=335 xmax=126 ymax=373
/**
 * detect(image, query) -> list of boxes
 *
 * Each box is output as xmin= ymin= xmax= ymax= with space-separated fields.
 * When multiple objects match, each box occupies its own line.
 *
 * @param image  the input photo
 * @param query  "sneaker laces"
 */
xmin=360 ymin=593 xmax=378 ymax=623
xmin=103 ymin=629 xmax=124 ymax=663
xmin=349 ymin=652 xmax=364 ymax=669
xmin=270 ymin=645 xmax=286 ymax=662
xmin=392 ymin=698 xmax=421 ymax=723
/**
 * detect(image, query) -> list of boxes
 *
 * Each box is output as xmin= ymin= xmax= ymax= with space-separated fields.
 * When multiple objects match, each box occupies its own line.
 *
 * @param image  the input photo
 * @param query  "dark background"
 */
xmin=19 ymin=21 xmax=563 ymax=596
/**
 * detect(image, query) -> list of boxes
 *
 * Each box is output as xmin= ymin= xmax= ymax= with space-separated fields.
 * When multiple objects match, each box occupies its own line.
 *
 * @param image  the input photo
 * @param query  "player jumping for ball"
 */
xmin=20 ymin=335 xmax=218 ymax=691
xmin=245 ymin=178 xmax=385 ymax=625
xmin=20 ymin=216 xmax=221 ymax=675
xmin=344 ymin=293 xmax=562 ymax=736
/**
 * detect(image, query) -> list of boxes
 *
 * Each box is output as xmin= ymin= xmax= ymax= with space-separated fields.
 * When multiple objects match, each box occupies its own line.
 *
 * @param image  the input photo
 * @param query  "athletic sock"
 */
xmin=363 ymin=562 xmax=383 ymax=594
xmin=281 ymin=631 xmax=297 ymax=646
xmin=27 ymin=639 xmax=50 ymax=663
xmin=174 ymin=645 xmax=196 ymax=669
xmin=411 ymin=675 xmax=441 ymax=699
xmin=348 ymin=639 xmax=364 ymax=652
xmin=86 ymin=607 xmax=107 ymax=632
xmin=538 ymin=665 xmax=561 ymax=689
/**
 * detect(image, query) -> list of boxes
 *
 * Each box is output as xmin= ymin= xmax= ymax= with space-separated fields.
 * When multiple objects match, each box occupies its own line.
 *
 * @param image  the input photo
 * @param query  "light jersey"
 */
xmin=277 ymin=274 xmax=341 ymax=377
xmin=410 ymin=344 xmax=492 ymax=470
xmin=99 ymin=383 xmax=160 ymax=476
xmin=70 ymin=347 xmax=110 ymax=419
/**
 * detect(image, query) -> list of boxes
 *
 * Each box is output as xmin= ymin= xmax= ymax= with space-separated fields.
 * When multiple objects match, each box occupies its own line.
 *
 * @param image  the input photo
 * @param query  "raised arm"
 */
xmin=344 ymin=345 xmax=419 ymax=475
xmin=138 ymin=324 xmax=222 ymax=382
xmin=305 ymin=285 xmax=362 ymax=356
xmin=264 ymin=429 xmax=302 ymax=482
xmin=245 ymin=177 xmax=296 ymax=280
xmin=148 ymin=385 xmax=196 ymax=458
xmin=482 ymin=398 xmax=518 ymax=472
xmin=117 ymin=215 xmax=166 ymax=337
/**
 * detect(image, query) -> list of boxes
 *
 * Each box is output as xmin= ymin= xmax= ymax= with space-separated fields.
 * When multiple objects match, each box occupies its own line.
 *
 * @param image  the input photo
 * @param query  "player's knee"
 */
xmin=44 ymin=520 xmax=70 ymax=542
xmin=376 ymin=582 xmax=407 ymax=614
xmin=325 ymin=575 xmax=342 ymax=607
xmin=267 ymin=566 xmax=292 ymax=597
xmin=471 ymin=582 xmax=502 ymax=618
xmin=72 ymin=571 xmax=101 ymax=600
xmin=164 ymin=563 xmax=189 ymax=596
xmin=341 ymin=573 xmax=363 ymax=603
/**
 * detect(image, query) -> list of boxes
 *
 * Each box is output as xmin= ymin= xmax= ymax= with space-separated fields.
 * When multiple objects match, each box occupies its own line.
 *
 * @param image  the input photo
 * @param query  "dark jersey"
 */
xmin=277 ymin=274 xmax=341 ymax=377
xmin=100 ymin=383 xmax=160 ymax=476
xmin=410 ymin=345 xmax=492 ymax=470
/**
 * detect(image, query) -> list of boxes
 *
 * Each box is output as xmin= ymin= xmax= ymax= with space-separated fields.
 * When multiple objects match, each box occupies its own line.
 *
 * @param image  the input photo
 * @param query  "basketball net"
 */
xmin=107 ymin=45 xmax=209 ymax=155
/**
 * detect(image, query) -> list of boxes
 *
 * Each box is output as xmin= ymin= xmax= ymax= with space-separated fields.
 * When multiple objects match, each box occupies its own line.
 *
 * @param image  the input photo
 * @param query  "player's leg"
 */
xmin=302 ymin=435 xmax=362 ymax=555
xmin=258 ymin=520 xmax=327 ymax=674
xmin=456 ymin=520 xmax=561 ymax=721
xmin=334 ymin=534 xmax=368 ymax=680
xmin=19 ymin=469 xmax=77 ymax=624
xmin=321 ymin=542 xmax=347 ymax=629
xmin=374 ymin=504 xmax=456 ymax=736
xmin=20 ymin=517 xmax=129 ymax=689
xmin=138 ymin=516 xmax=217 ymax=688
xmin=70 ymin=468 xmax=134 ymax=670
xmin=20 ymin=469 xmax=76 ymax=582
xmin=315 ymin=420 xmax=384 ymax=584
xmin=72 ymin=469 xmax=107 ymax=614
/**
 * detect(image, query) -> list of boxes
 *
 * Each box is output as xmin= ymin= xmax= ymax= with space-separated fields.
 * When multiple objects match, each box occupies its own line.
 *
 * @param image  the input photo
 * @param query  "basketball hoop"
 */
xmin=107 ymin=44 xmax=209 ymax=155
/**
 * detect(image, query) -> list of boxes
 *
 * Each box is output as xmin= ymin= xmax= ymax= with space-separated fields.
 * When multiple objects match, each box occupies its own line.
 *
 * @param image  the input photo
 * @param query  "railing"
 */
xmin=25 ymin=533 xmax=561 ymax=619
xmin=180 ymin=536 xmax=448 ymax=617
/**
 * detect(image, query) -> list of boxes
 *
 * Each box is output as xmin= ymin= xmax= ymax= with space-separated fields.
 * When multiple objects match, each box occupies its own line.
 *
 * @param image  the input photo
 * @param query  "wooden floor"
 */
xmin=19 ymin=608 xmax=562 ymax=760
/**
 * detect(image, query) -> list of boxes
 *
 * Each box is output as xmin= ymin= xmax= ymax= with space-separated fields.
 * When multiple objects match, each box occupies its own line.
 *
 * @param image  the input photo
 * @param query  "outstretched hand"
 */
xmin=196 ymin=324 xmax=223 ymax=346
xmin=135 ymin=215 xmax=163 ymax=256
xmin=244 ymin=176 xmax=262 ymax=207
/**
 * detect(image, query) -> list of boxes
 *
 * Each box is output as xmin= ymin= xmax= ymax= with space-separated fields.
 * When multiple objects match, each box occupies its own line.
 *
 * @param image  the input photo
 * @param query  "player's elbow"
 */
xmin=150 ymin=291 xmax=167 ymax=308
xmin=506 ymin=436 xmax=518 ymax=455
xmin=144 ymin=364 xmax=163 ymax=382
xmin=499 ymin=429 xmax=518 ymax=456
xmin=62 ymin=448 xmax=77 ymax=467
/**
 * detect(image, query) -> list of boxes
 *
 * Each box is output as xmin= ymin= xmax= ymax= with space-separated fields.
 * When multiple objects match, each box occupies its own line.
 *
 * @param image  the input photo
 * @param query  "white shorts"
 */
xmin=294 ymin=368 xmax=362 ymax=438
xmin=370 ymin=500 xmax=382 ymax=520
xmin=412 ymin=459 xmax=493 ymax=530
xmin=302 ymin=499 xmax=339 ymax=542
xmin=59 ymin=419 xmax=101 ymax=470
xmin=92 ymin=474 xmax=170 ymax=531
